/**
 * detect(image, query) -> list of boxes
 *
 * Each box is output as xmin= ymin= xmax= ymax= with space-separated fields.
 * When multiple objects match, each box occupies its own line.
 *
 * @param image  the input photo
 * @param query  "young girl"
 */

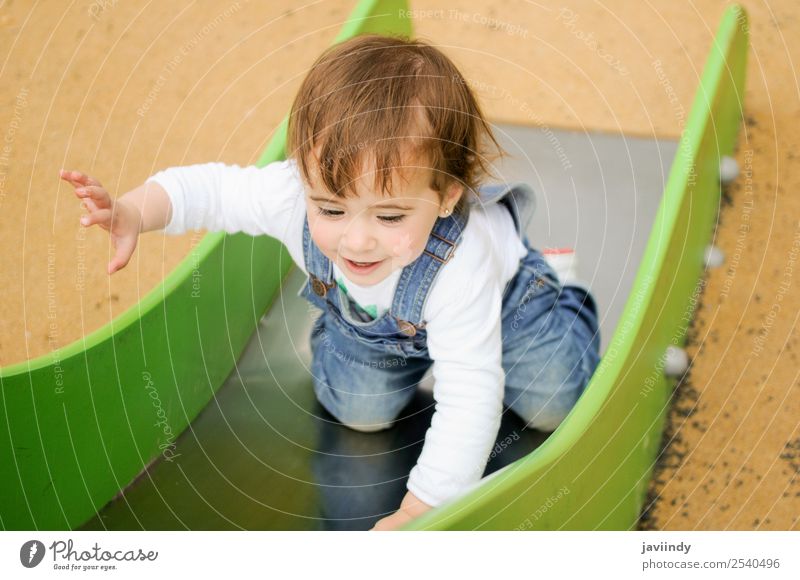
xmin=60 ymin=34 xmax=600 ymax=531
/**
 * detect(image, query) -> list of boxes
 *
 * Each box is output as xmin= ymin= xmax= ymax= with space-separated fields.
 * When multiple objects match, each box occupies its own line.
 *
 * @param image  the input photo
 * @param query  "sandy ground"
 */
xmin=1 ymin=0 xmax=798 ymax=529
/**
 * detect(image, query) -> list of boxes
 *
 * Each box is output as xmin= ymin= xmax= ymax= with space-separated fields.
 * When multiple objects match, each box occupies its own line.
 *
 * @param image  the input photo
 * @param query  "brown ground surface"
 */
xmin=1 ymin=1 xmax=798 ymax=529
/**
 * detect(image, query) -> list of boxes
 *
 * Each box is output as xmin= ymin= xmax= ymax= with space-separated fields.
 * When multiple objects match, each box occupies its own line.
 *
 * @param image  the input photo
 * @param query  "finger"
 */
xmin=60 ymin=169 xmax=102 ymax=188
xmin=108 ymin=235 xmax=137 ymax=275
xmin=75 ymin=185 xmax=112 ymax=208
xmin=80 ymin=207 xmax=112 ymax=228
xmin=59 ymin=169 xmax=100 ymax=185
xmin=82 ymin=198 xmax=99 ymax=213
xmin=59 ymin=169 xmax=85 ymax=187
xmin=60 ymin=173 xmax=85 ymax=188
xmin=61 ymin=172 xmax=93 ymax=189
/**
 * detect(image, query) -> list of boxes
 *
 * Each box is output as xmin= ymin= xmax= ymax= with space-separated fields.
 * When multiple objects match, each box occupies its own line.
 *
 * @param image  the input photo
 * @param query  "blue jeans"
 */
xmin=308 ymin=243 xmax=601 ymax=433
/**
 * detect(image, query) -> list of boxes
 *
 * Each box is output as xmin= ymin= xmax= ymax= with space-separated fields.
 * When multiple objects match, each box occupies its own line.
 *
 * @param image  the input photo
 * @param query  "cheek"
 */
xmin=308 ymin=216 xmax=338 ymax=251
xmin=388 ymin=230 xmax=423 ymax=265
xmin=391 ymin=214 xmax=438 ymax=256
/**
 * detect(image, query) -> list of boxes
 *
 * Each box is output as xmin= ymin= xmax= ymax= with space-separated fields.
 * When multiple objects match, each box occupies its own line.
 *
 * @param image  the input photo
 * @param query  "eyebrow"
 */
xmin=372 ymin=202 xmax=414 ymax=211
xmin=309 ymin=196 xmax=340 ymax=205
xmin=309 ymin=196 xmax=414 ymax=211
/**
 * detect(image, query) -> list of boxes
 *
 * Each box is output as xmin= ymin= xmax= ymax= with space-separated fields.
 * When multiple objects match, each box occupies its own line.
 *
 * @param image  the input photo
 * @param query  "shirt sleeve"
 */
xmin=405 ymin=259 xmax=505 ymax=507
xmin=147 ymin=159 xmax=305 ymax=246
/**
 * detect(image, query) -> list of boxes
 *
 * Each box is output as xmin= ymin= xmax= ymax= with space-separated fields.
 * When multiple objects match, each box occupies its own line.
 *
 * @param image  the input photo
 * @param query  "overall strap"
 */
xmin=389 ymin=207 xmax=470 ymax=327
xmin=301 ymin=216 xmax=335 ymax=291
xmin=473 ymin=182 xmax=537 ymax=237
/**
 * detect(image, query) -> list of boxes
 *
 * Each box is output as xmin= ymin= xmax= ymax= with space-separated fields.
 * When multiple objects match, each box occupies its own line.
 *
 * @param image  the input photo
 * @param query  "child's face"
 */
xmin=305 ymin=162 xmax=462 ymax=287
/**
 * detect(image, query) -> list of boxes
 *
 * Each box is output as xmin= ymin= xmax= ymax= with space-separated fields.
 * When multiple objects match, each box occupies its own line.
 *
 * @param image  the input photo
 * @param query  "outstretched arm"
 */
xmin=61 ymin=159 xmax=306 ymax=274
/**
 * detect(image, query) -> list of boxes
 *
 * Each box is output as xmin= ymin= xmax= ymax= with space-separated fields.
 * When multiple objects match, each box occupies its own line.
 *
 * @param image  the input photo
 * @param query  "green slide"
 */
xmin=0 ymin=0 xmax=747 ymax=531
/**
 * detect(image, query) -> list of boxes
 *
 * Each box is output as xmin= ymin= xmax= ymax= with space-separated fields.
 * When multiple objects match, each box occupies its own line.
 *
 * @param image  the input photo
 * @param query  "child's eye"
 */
xmin=378 ymin=215 xmax=405 ymax=224
xmin=317 ymin=207 xmax=344 ymax=218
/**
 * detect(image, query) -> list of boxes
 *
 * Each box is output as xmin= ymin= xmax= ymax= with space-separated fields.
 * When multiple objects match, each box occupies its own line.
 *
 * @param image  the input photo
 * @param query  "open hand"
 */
xmin=60 ymin=169 xmax=142 ymax=274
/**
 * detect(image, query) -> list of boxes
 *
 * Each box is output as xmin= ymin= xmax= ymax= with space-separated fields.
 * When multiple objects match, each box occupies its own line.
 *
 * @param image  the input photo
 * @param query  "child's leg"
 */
xmin=500 ymin=247 xmax=601 ymax=432
xmin=309 ymin=313 xmax=432 ymax=433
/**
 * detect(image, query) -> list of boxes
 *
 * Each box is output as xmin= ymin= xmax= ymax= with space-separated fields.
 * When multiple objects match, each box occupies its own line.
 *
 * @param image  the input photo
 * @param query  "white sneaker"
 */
xmin=542 ymin=247 xmax=579 ymax=286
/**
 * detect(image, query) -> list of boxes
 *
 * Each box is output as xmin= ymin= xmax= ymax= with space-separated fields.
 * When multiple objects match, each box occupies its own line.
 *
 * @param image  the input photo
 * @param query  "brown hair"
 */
xmin=286 ymin=34 xmax=503 ymax=216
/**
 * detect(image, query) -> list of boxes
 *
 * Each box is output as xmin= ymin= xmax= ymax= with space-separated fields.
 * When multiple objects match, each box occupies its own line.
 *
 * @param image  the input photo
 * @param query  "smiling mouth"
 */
xmin=343 ymin=258 xmax=383 ymax=270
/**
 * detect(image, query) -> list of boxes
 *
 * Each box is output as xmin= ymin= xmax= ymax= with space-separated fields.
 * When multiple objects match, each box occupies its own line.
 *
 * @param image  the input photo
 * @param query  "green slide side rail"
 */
xmin=404 ymin=5 xmax=748 ymax=530
xmin=0 ymin=0 xmax=411 ymax=531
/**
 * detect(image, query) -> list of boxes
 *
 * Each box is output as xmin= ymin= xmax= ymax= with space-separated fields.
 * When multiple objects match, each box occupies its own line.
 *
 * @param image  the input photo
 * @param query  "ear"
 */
xmin=439 ymin=181 xmax=465 ymax=217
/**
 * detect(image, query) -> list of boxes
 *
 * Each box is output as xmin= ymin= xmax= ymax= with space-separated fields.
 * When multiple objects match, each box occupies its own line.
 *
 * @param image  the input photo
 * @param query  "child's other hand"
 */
xmin=60 ymin=169 xmax=142 ymax=275
xmin=370 ymin=490 xmax=433 ymax=531
xmin=371 ymin=510 xmax=414 ymax=531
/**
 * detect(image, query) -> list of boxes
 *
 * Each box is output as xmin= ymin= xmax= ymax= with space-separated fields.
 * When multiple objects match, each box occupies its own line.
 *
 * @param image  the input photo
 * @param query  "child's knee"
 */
xmin=339 ymin=418 xmax=394 ymax=433
xmin=523 ymin=409 xmax=569 ymax=433
xmin=315 ymin=391 xmax=398 ymax=433
xmin=506 ymin=383 xmax=583 ymax=432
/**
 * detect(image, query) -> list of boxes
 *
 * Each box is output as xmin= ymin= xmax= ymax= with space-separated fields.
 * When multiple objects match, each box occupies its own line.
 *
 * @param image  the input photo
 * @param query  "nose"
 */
xmin=340 ymin=216 xmax=377 ymax=256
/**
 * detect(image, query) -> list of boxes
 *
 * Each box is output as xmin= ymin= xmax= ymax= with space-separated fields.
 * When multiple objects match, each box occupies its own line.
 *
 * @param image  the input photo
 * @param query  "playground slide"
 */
xmin=0 ymin=0 xmax=746 ymax=531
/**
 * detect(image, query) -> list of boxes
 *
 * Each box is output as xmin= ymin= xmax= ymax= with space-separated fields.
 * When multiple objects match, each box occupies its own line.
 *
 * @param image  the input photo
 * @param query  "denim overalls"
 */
xmin=299 ymin=183 xmax=601 ymax=433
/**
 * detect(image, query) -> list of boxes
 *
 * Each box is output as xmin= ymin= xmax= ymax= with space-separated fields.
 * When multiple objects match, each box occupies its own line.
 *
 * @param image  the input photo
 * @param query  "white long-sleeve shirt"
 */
xmin=148 ymin=159 xmax=528 ymax=507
